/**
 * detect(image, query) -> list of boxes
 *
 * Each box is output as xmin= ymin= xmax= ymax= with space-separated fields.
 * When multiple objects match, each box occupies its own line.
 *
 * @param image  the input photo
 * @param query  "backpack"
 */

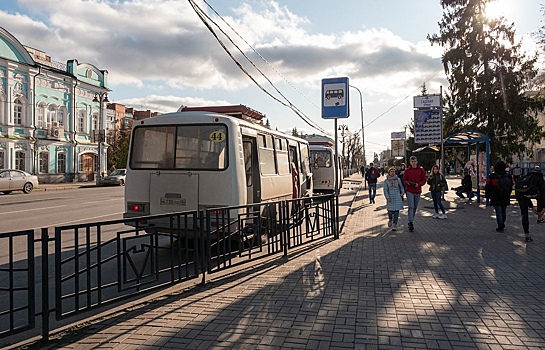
xmin=496 ymin=174 xmax=512 ymax=199
xmin=514 ymin=174 xmax=539 ymax=198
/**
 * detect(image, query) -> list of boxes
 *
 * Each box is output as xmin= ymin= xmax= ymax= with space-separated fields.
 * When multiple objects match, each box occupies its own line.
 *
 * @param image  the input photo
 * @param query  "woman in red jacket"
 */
xmin=402 ymin=156 xmax=427 ymax=232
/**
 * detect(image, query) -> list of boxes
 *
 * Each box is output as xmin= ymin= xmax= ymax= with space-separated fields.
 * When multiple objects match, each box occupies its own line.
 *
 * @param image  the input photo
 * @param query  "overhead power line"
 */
xmin=187 ymin=0 xmax=329 ymax=135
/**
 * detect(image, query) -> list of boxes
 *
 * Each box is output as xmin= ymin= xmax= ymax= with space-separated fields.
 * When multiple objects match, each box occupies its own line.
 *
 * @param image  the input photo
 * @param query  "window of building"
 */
xmin=57 ymin=153 xmax=66 ymax=173
xmin=78 ymin=110 xmax=85 ymax=132
xmin=92 ymin=114 xmax=98 ymax=131
xmin=48 ymin=105 xmax=57 ymax=126
xmin=14 ymin=99 xmax=23 ymax=125
xmin=0 ymin=150 xmax=4 ymax=169
xmin=15 ymin=151 xmax=25 ymax=171
xmin=39 ymin=152 xmax=49 ymax=173
xmin=58 ymin=108 xmax=65 ymax=127
xmin=37 ymin=103 xmax=46 ymax=128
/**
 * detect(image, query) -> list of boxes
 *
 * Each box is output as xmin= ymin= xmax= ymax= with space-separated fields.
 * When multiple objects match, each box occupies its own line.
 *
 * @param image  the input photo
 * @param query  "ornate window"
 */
xmin=78 ymin=110 xmax=85 ymax=132
xmin=58 ymin=107 xmax=66 ymax=127
xmin=15 ymin=151 xmax=25 ymax=171
xmin=39 ymin=152 xmax=49 ymax=173
xmin=14 ymin=99 xmax=23 ymax=125
xmin=37 ymin=102 xmax=46 ymax=128
xmin=92 ymin=114 xmax=98 ymax=131
xmin=48 ymin=104 xmax=57 ymax=127
xmin=57 ymin=153 xmax=66 ymax=173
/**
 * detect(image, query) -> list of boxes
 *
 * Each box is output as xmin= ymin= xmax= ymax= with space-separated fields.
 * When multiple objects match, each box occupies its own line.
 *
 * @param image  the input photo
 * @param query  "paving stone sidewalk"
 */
xmin=27 ymin=174 xmax=545 ymax=349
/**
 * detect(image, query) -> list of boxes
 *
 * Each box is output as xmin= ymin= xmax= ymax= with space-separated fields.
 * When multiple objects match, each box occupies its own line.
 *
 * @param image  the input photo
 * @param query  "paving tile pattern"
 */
xmin=29 ymin=175 xmax=545 ymax=349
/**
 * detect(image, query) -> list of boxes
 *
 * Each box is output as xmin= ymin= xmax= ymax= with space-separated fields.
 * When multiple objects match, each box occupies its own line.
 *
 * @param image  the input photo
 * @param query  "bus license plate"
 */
xmin=160 ymin=197 xmax=186 ymax=206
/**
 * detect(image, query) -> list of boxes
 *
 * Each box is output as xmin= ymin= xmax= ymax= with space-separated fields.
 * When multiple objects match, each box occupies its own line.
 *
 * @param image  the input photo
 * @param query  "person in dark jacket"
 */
xmin=485 ymin=161 xmax=513 ymax=232
xmin=515 ymin=166 xmax=545 ymax=242
xmin=427 ymin=164 xmax=447 ymax=219
xmin=365 ymin=162 xmax=380 ymax=204
xmin=454 ymin=169 xmax=474 ymax=202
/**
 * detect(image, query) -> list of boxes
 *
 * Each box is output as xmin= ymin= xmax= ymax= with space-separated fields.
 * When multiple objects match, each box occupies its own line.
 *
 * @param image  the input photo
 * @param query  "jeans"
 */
xmin=456 ymin=188 xmax=474 ymax=199
xmin=368 ymin=183 xmax=377 ymax=201
xmin=388 ymin=210 xmax=400 ymax=225
xmin=431 ymin=191 xmax=446 ymax=214
xmin=517 ymin=197 xmax=531 ymax=234
xmin=406 ymin=192 xmax=420 ymax=223
xmin=493 ymin=205 xmax=507 ymax=228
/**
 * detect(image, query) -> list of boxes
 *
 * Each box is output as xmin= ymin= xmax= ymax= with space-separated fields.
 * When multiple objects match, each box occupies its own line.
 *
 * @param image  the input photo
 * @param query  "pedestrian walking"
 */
xmin=365 ymin=162 xmax=380 ymax=204
xmin=402 ymin=156 xmax=427 ymax=232
xmin=383 ymin=167 xmax=405 ymax=231
xmin=514 ymin=165 xmax=545 ymax=242
xmin=511 ymin=163 xmax=523 ymax=182
xmin=427 ymin=164 xmax=448 ymax=219
xmin=397 ymin=163 xmax=406 ymax=199
xmin=484 ymin=161 xmax=513 ymax=232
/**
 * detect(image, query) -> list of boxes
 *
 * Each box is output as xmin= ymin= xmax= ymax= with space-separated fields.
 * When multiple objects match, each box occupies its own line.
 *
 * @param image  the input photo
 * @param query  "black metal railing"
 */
xmin=0 ymin=194 xmax=336 ymax=347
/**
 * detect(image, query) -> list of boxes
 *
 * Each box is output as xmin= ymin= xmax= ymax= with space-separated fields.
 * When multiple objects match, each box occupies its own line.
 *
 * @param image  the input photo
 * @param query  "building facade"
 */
xmin=0 ymin=27 xmax=111 ymax=183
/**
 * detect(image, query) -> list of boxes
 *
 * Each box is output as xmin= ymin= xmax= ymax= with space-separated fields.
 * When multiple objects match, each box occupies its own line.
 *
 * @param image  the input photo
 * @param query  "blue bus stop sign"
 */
xmin=322 ymin=77 xmax=349 ymax=119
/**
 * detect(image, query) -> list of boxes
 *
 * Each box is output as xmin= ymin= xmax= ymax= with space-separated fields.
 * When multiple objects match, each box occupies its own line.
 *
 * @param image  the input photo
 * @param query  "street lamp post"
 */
xmin=93 ymin=92 xmax=109 ymax=186
xmin=349 ymin=85 xmax=365 ymax=168
xmin=338 ymin=124 xmax=348 ymax=171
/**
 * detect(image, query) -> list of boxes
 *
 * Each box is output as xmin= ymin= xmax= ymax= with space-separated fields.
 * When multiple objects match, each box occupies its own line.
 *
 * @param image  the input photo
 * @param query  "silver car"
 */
xmin=102 ymin=168 xmax=126 ymax=186
xmin=0 ymin=169 xmax=39 ymax=194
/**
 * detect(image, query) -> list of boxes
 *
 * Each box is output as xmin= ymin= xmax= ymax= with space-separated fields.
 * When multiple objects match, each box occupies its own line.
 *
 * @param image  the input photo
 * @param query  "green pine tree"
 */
xmin=428 ymin=0 xmax=545 ymax=162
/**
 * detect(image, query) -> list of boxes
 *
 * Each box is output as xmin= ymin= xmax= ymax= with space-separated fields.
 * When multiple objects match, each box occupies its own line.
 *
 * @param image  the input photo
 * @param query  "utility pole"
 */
xmin=93 ymin=92 xmax=109 ymax=186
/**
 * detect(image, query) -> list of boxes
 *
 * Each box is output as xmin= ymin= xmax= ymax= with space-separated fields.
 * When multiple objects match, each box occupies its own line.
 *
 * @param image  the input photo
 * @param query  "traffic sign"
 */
xmin=321 ymin=77 xmax=349 ymax=119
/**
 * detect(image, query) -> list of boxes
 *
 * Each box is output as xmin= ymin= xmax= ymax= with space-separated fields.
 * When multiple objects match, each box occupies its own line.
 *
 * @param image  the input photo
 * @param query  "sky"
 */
xmin=1 ymin=0 xmax=544 ymax=159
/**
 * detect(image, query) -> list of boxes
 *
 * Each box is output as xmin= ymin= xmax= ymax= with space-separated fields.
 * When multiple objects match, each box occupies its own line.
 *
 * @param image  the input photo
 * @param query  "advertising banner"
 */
xmin=414 ymin=109 xmax=442 ymax=144
xmin=391 ymin=139 xmax=405 ymax=157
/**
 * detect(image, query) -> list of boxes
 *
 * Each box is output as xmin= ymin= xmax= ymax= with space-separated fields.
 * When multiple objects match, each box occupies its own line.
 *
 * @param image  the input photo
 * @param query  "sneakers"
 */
xmin=525 ymin=236 xmax=533 ymax=242
xmin=537 ymin=218 xmax=545 ymax=224
xmin=408 ymin=222 xmax=414 ymax=232
xmin=432 ymin=213 xmax=439 ymax=219
xmin=438 ymin=213 xmax=447 ymax=219
xmin=388 ymin=219 xmax=392 ymax=227
xmin=392 ymin=224 xmax=397 ymax=231
xmin=496 ymin=227 xmax=504 ymax=232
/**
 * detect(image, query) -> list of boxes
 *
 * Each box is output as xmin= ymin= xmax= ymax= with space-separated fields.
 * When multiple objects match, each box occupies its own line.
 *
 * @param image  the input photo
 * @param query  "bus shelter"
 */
xmin=444 ymin=131 xmax=490 ymax=205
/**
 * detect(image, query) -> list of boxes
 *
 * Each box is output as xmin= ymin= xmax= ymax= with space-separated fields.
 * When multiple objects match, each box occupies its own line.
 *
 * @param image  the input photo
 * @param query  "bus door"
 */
xmin=289 ymin=145 xmax=301 ymax=197
xmin=243 ymin=138 xmax=260 ymax=204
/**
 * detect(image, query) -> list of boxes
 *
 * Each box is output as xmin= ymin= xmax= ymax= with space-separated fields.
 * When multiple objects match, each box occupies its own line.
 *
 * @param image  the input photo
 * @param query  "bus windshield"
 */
xmin=310 ymin=150 xmax=332 ymax=168
xmin=130 ymin=124 xmax=228 ymax=170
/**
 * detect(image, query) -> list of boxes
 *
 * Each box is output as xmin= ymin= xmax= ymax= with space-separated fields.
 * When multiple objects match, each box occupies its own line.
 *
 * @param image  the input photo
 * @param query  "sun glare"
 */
xmin=484 ymin=0 xmax=509 ymax=19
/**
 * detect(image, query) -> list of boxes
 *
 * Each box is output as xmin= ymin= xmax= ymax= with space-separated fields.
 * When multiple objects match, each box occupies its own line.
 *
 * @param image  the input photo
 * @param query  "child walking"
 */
xmin=427 ymin=165 xmax=448 ymax=219
xmin=384 ymin=167 xmax=405 ymax=230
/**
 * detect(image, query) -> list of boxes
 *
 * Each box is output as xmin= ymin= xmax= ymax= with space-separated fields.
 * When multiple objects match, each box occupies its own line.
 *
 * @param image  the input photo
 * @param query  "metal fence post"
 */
xmin=41 ymin=227 xmax=49 ymax=342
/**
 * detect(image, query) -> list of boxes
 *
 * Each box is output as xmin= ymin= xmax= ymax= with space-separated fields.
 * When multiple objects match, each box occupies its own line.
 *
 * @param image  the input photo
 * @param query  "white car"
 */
xmin=102 ymin=168 xmax=126 ymax=186
xmin=0 ymin=169 xmax=39 ymax=194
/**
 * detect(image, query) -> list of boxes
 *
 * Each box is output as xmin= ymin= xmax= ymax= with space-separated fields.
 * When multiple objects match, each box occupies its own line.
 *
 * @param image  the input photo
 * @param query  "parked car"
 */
xmin=102 ymin=168 xmax=126 ymax=186
xmin=0 ymin=169 xmax=39 ymax=194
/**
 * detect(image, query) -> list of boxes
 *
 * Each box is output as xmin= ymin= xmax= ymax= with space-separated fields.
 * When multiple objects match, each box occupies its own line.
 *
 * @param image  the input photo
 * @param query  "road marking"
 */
xmin=25 ymin=212 xmax=126 ymax=231
xmin=0 ymin=205 xmax=66 ymax=216
xmin=86 ymin=198 xmax=121 ymax=204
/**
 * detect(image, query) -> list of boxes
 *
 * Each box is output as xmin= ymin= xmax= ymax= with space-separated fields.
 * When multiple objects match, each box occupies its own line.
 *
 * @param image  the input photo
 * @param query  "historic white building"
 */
xmin=0 ymin=27 xmax=113 ymax=183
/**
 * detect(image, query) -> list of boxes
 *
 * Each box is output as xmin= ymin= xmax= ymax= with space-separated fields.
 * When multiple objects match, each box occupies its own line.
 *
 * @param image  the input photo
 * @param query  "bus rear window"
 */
xmin=130 ymin=124 xmax=228 ymax=170
xmin=310 ymin=150 xmax=332 ymax=168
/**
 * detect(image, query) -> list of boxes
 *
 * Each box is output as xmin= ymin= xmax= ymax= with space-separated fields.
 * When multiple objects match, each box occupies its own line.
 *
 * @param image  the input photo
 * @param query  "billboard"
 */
xmin=414 ymin=109 xmax=442 ymax=144
xmin=413 ymin=94 xmax=441 ymax=108
xmin=391 ymin=139 xmax=405 ymax=157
